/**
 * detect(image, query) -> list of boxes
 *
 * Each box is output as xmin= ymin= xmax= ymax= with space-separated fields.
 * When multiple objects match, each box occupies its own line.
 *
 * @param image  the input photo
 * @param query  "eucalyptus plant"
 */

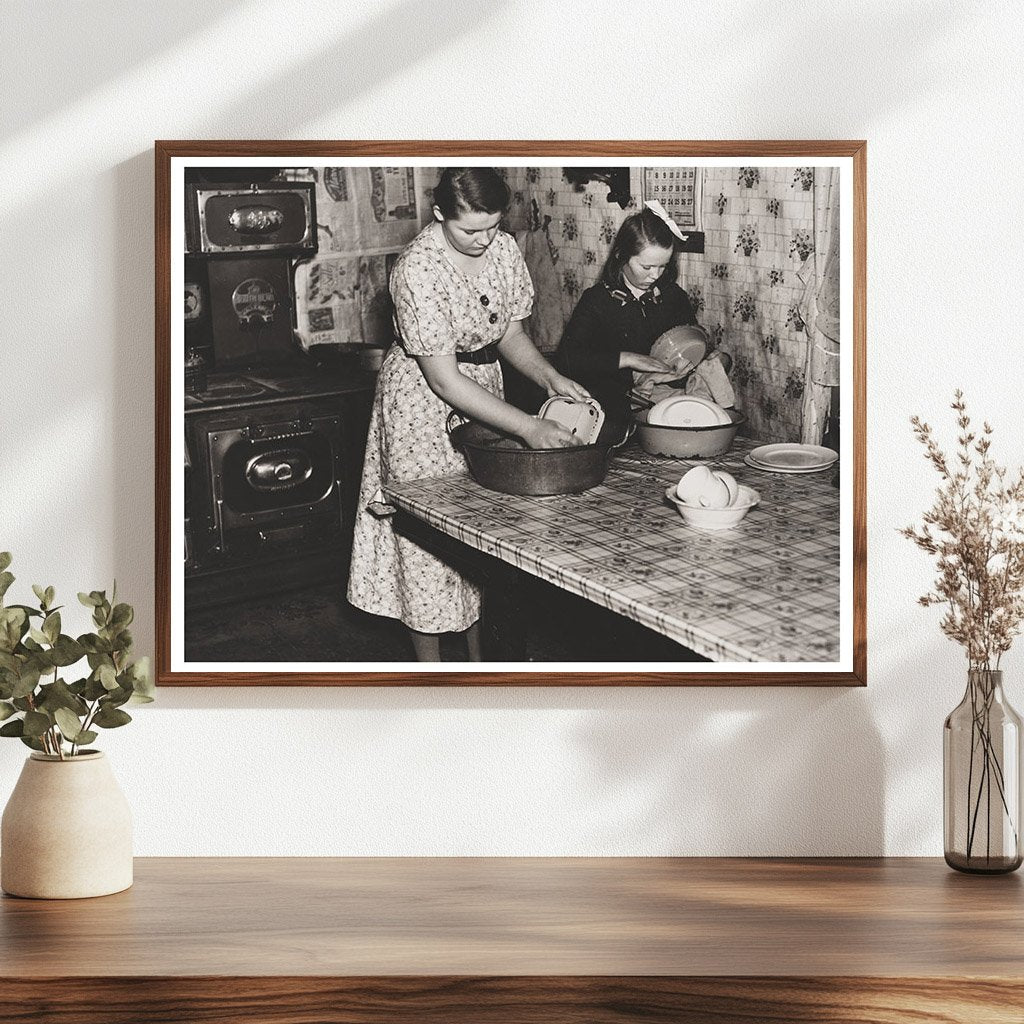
xmin=0 ymin=552 xmax=153 ymax=759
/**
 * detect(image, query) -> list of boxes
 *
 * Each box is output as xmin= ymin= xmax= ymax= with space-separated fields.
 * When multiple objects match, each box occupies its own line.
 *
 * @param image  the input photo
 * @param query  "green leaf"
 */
xmin=0 ymin=700 xmax=15 ymax=721
xmin=110 ymin=603 xmax=134 ymax=630
xmin=0 ymin=553 xmax=11 ymax=573
xmin=78 ymin=591 xmax=100 ymax=607
xmin=98 ymin=663 xmax=118 ymax=690
xmin=11 ymin=664 xmax=41 ymax=699
xmin=50 ymin=635 xmax=85 ymax=667
xmin=22 ymin=710 xmax=51 ymax=738
xmin=0 ymin=718 xmax=24 ymax=737
xmin=44 ymin=586 xmax=55 ymax=608
xmin=37 ymin=678 xmax=88 ymax=717
xmin=93 ymin=705 xmax=132 ymax=729
xmin=78 ymin=633 xmax=112 ymax=655
xmin=42 ymin=611 xmax=60 ymax=644
xmin=127 ymin=656 xmax=153 ymax=690
xmin=32 ymin=584 xmax=46 ymax=606
xmin=0 ymin=606 xmax=27 ymax=651
xmin=6 ymin=606 xmax=28 ymax=629
xmin=0 ymin=572 xmax=14 ymax=601
xmin=83 ymin=675 xmax=107 ymax=701
xmin=28 ymin=627 xmax=49 ymax=646
xmin=7 ymin=604 xmax=42 ymax=619
xmin=54 ymin=707 xmax=85 ymax=742
xmin=103 ymin=685 xmax=132 ymax=708
xmin=20 ymin=735 xmax=45 ymax=751
xmin=75 ymin=730 xmax=98 ymax=746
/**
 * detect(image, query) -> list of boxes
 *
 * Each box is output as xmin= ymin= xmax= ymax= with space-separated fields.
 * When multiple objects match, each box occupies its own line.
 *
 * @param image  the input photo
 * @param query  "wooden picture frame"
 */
xmin=156 ymin=141 xmax=866 ymax=686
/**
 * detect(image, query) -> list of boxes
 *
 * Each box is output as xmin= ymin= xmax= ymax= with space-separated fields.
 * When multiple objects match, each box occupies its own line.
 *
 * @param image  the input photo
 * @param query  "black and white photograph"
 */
xmin=158 ymin=144 xmax=864 ymax=685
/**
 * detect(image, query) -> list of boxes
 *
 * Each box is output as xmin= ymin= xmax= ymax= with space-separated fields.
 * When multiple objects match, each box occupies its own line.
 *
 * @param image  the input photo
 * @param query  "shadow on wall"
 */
xmin=138 ymin=681 xmax=885 ymax=856
xmin=2 ymin=0 xmax=502 ymax=142
xmin=113 ymin=150 xmax=159 ymax=658
xmin=727 ymin=0 xmax=972 ymax=128
xmin=569 ymin=687 xmax=885 ymax=856
xmin=0 ymin=0 xmax=248 ymax=138
xmin=103 ymin=1 xmax=498 ymax=659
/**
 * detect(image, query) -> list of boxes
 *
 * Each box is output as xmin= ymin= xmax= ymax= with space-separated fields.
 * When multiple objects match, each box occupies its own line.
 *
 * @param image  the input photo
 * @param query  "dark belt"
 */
xmin=456 ymin=343 xmax=499 ymax=365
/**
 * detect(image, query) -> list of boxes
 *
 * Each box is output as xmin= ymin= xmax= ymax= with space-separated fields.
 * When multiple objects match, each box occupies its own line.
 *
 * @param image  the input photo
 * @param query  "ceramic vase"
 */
xmin=944 ymin=669 xmax=1023 ymax=873
xmin=1 ymin=751 xmax=133 ymax=898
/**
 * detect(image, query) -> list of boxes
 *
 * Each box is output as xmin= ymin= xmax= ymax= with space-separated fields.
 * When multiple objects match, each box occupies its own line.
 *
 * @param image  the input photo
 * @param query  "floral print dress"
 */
xmin=346 ymin=225 xmax=534 ymax=633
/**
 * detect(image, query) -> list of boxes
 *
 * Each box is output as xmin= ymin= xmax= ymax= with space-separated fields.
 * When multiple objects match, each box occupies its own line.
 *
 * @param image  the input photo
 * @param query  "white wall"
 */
xmin=1 ymin=0 xmax=1022 ymax=856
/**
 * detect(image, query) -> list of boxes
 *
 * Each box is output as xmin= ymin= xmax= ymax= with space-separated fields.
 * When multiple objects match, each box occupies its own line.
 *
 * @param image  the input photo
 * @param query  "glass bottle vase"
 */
xmin=944 ymin=669 xmax=1023 ymax=873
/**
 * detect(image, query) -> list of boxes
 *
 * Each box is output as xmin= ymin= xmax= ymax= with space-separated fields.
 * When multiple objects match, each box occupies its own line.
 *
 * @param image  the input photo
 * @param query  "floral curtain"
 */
xmin=797 ymin=168 xmax=841 ymax=444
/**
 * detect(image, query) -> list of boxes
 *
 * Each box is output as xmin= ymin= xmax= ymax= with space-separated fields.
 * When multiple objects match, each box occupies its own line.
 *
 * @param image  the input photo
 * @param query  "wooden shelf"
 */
xmin=2 ymin=857 xmax=1022 ymax=1022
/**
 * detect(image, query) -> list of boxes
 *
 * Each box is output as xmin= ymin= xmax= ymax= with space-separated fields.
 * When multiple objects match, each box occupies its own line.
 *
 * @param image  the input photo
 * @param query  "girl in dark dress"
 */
xmin=556 ymin=204 xmax=710 ymax=443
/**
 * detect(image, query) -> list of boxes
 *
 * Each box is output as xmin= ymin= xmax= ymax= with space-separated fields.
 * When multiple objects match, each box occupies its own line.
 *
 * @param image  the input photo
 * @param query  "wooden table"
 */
xmin=2 ymin=858 xmax=1021 ymax=1022
xmin=384 ymin=438 xmax=842 ymax=664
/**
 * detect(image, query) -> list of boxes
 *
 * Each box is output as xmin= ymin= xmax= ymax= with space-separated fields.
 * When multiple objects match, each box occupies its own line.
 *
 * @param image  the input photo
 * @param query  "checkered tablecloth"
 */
xmin=383 ymin=438 xmax=840 ymax=663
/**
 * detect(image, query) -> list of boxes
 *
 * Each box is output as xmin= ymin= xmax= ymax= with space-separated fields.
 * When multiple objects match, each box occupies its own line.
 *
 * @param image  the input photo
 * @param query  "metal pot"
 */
xmin=448 ymin=416 xmax=614 ymax=496
xmin=634 ymin=407 xmax=746 ymax=458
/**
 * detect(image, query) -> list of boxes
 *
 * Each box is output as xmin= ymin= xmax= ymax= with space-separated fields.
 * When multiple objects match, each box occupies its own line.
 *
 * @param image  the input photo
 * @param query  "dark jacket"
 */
xmin=556 ymin=280 xmax=698 ymax=442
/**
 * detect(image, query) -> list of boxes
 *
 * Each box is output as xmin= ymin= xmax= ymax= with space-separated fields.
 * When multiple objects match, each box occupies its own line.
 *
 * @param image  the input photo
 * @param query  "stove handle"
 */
xmin=212 ymin=473 xmax=226 ymax=554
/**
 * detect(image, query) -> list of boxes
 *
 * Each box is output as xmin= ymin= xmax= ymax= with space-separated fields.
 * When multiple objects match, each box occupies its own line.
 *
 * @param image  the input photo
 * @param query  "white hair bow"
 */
xmin=644 ymin=199 xmax=687 ymax=242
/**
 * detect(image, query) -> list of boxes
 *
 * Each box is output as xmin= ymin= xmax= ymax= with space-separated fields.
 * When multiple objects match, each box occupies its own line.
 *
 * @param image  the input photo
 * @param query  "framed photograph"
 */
xmin=156 ymin=141 xmax=865 ymax=686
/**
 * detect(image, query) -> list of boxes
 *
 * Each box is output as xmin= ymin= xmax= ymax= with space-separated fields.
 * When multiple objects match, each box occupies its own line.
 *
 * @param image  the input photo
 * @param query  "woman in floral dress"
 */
xmin=347 ymin=168 xmax=589 ymax=662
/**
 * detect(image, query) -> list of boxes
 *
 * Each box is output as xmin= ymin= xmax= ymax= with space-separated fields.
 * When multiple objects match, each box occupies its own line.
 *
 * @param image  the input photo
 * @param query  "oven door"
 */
xmin=206 ymin=412 xmax=342 ymax=554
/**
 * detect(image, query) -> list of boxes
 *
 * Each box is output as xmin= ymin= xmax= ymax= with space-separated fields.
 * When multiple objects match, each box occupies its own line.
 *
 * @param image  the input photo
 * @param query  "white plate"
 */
xmin=648 ymin=395 xmax=730 ymax=427
xmin=744 ymin=444 xmax=838 ymax=474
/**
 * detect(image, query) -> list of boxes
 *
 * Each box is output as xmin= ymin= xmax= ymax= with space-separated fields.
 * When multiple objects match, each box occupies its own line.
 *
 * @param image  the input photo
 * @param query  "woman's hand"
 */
xmin=620 ymin=352 xmax=674 ymax=374
xmin=542 ymin=370 xmax=591 ymax=402
xmin=519 ymin=417 xmax=585 ymax=450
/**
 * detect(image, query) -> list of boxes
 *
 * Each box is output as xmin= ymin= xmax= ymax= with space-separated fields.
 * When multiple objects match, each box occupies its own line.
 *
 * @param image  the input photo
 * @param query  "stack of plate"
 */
xmin=744 ymin=444 xmax=838 ymax=474
xmin=647 ymin=394 xmax=732 ymax=428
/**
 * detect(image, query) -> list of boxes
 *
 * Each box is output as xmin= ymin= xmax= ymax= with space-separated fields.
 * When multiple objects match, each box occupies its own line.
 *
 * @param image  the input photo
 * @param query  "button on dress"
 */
xmin=346 ymin=226 xmax=535 ymax=634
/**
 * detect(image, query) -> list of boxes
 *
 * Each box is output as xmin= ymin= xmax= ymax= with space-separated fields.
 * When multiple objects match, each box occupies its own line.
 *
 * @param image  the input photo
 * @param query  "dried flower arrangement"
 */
xmin=902 ymin=392 xmax=1024 ymax=870
xmin=902 ymin=392 xmax=1024 ymax=669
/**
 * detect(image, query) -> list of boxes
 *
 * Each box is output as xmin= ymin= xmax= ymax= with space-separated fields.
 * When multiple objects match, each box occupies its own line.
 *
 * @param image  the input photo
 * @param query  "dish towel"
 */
xmin=684 ymin=353 xmax=736 ymax=408
xmin=515 ymin=229 xmax=563 ymax=353
xmin=634 ymin=352 xmax=736 ymax=409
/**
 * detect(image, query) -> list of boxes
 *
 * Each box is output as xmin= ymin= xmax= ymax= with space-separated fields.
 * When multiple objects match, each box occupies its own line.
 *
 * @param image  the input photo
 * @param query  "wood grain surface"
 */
xmin=2 ymin=857 xmax=1022 ymax=1021
xmin=0 ymin=976 xmax=1022 ymax=1024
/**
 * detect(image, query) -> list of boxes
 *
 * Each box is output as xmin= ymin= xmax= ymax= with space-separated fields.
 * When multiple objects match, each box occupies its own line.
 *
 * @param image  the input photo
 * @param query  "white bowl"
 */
xmin=676 ymin=466 xmax=739 ymax=508
xmin=650 ymin=326 xmax=708 ymax=375
xmin=664 ymin=484 xmax=760 ymax=530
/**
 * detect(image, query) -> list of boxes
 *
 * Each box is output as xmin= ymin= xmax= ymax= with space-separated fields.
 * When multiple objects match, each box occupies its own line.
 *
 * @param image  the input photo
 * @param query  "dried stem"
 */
xmin=905 ymin=393 xmax=1024 ymax=863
